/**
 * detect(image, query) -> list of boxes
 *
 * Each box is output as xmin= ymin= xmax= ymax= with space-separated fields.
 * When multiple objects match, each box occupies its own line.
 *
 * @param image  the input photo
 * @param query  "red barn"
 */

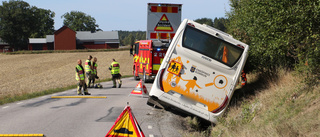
xmin=54 ymin=26 xmax=76 ymax=50
xmin=28 ymin=26 xmax=120 ymax=50
xmin=0 ymin=38 xmax=12 ymax=52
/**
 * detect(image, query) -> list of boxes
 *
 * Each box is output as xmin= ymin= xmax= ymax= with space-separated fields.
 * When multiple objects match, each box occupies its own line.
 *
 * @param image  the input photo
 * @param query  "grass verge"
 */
xmin=0 ymin=75 xmax=132 ymax=105
xmin=182 ymin=69 xmax=320 ymax=137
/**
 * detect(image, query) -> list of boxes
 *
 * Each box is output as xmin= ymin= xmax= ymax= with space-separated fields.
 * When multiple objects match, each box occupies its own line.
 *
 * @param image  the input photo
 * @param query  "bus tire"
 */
xmin=147 ymin=96 xmax=165 ymax=109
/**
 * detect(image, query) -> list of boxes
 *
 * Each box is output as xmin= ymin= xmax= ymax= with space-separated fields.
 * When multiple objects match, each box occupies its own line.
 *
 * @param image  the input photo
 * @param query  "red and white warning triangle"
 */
xmin=130 ymin=79 xmax=148 ymax=97
xmin=154 ymin=14 xmax=174 ymax=32
xmin=105 ymin=106 xmax=145 ymax=137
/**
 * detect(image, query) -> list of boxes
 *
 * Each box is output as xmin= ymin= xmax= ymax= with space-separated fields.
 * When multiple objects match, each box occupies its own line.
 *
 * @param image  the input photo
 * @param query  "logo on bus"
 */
xmin=190 ymin=65 xmax=210 ymax=77
xmin=190 ymin=65 xmax=196 ymax=73
xmin=201 ymin=56 xmax=212 ymax=62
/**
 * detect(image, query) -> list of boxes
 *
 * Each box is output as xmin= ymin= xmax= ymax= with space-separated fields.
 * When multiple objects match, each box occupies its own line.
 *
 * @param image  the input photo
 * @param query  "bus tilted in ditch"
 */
xmin=148 ymin=19 xmax=249 ymax=123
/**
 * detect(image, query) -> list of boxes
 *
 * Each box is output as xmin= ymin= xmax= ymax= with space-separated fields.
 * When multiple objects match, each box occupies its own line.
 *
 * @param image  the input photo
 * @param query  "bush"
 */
xmin=227 ymin=0 xmax=320 ymax=86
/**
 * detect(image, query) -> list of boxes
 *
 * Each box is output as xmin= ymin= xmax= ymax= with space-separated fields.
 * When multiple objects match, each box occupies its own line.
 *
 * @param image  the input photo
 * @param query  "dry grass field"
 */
xmin=183 ymin=70 xmax=320 ymax=137
xmin=0 ymin=51 xmax=133 ymax=99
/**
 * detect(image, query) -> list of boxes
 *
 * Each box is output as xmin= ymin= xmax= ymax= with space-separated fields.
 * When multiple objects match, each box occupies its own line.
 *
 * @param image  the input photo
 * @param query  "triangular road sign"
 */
xmin=105 ymin=106 xmax=145 ymax=137
xmin=129 ymin=80 xmax=148 ymax=97
xmin=154 ymin=14 xmax=174 ymax=32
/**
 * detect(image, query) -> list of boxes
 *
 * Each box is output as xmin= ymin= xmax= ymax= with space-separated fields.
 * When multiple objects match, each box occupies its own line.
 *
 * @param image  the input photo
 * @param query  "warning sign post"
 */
xmin=105 ymin=106 xmax=145 ymax=137
xmin=147 ymin=3 xmax=182 ymax=41
xmin=154 ymin=14 xmax=173 ymax=32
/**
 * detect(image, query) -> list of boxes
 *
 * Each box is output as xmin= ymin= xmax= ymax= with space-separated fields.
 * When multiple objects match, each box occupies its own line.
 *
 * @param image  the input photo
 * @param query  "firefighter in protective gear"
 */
xmin=92 ymin=57 xmax=98 ymax=86
xmin=109 ymin=58 xmax=122 ymax=88
xmin=85 ymin=55 xmax=94 ymax=88
xmin=75 ymin=59 xmax=91 ymax=95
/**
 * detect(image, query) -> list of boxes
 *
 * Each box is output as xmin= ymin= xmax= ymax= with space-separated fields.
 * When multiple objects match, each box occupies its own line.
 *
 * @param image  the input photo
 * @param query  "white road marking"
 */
xmin=148 ymin=125 xmax=152 ymax=129
xmin=16 ymin=102 xmax=23 ymax=104
xmin=2 ymin=106 xmax=9 ymax=109
xmin=149 ymin=134 xmax=154 ymax=137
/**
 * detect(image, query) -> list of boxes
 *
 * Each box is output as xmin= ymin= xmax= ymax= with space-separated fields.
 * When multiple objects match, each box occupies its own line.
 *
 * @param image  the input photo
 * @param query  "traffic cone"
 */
xmin=129 ymin=80 xmax=148 ymax=97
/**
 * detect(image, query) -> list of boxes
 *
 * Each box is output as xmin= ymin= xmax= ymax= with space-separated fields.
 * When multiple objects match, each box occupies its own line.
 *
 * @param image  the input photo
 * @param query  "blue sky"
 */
xmin=21 ymin=0 xmax=231 ymax=31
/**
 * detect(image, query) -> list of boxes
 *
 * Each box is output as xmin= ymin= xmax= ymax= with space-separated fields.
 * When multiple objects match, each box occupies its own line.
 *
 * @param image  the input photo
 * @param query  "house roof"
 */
xmin=54 ymin=26 xmax=76 ymax=35
xmin=76 ymin=31 xmax=119 ymax=41
xmin=28 ymin=26 xmax=119 ymax=44
xmin=29 ymin=38 xmax=46 ymax=44
xmin=46 ymin=35 xmax=54 ymax=43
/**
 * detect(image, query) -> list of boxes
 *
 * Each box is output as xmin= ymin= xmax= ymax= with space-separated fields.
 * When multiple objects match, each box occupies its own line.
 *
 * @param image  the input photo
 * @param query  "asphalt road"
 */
xmin=0 ymin=77 xmax=184 ymax=137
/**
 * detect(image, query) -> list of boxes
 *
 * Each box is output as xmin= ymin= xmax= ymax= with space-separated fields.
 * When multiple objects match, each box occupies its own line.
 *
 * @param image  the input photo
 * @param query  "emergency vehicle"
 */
xmin=148 ymin=19 xmax=249 ymax=123
xmin=133 ymin=3 xmax=182 ymax=82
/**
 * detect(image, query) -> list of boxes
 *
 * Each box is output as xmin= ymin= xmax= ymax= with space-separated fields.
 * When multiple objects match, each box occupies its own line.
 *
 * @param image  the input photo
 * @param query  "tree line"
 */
xmin=119 ymin=17 xmax=228 ymax=46
xmin=0 ymin=0 xmax=54 ymax=50
xmin=0 ymin=0 xmax=99 ymax=50
xmin=118 ymin=31 xmax=146 ymax=46
xmin=227 ymin=0 xmax=319 ymax=86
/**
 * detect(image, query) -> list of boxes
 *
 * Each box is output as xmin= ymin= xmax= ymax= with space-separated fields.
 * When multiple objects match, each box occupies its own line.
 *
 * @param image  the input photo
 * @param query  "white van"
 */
xmin=148 ymin=19 xmax=249 ymax=123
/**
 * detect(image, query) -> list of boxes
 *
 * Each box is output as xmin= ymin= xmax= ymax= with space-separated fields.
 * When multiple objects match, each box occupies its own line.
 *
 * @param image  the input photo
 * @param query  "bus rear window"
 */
xmin=182 ymin=25 xmax=244 ymax=67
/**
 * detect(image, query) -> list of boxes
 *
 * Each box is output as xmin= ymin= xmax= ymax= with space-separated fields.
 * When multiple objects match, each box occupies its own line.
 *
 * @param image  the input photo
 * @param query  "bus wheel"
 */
xmin=147 ymin=96 xmax=165 ymax=109
xmin=134 ymin=68 xmax=139 ymax=80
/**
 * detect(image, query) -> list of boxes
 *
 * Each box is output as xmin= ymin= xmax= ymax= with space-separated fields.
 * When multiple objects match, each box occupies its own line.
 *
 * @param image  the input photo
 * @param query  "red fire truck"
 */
xmin=133 ymin=40 xmax=169 ymax=82
xmin=132 ymin=3 xmax=182 ymax=82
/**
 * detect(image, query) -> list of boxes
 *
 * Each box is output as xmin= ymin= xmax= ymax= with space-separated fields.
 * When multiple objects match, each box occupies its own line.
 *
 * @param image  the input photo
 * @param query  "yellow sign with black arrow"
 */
xmin=105 ymin=106 xmax=145 ymax=137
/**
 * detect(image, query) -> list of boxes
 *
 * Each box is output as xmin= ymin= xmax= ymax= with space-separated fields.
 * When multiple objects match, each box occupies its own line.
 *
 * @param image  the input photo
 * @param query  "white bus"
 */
xmin=148 ymin=19 xmax=249 ymax=123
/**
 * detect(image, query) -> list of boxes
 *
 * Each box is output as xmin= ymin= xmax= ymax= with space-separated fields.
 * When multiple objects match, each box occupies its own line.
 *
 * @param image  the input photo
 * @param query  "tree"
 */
xmin=118 ymin=31 xmax=146 ymax=46
xmin=61 ymin=11 xmax=99 ymax=31
xmin=194 ymin=17 xmax=228 ymax=32
xmin=194 ymin=18 xmax=213 ymax=27
xmin=213 ymin=17 xmax=228 ymax=32
xmin=30 ymin=8 xmax=55 ymax=38
xmin=227 ymin=0 xmax=320 ymax=85
xmin=0 ymin=0 xmax=55 ymax=50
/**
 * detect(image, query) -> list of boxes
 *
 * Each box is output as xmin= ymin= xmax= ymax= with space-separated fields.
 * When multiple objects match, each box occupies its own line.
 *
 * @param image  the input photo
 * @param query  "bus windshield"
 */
xmin=182 ymin=25 xmax=244 ymax=67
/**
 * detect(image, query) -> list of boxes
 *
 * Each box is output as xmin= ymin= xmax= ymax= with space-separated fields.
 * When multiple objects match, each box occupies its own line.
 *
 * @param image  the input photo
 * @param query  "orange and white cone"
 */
xmin=129 ymin=80 xmax=148 ymax=97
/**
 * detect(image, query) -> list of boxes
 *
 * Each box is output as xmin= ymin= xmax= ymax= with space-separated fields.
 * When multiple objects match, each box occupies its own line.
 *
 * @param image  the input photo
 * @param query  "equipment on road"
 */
xmin=132 ymin=3 xmax=182 ymax=82
xmin=129 ymin=80 xmax=148 ymax=98
xmin=94 ymin=83 xmax=103 ymax=88
xmin=105 ymin=105 xmax=145 ymax=137
xmin=94 ymin=76 xmax=103 ymax=88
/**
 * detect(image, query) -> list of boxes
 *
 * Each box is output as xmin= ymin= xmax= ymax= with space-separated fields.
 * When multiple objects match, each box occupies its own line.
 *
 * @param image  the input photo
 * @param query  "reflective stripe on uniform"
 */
xmin=110 ymin=61 xmax=120 ymax=74
xmin=85 ymin=59 xmax=92 ymax=72
xmin=93 ymin=62 xmax=98 ymax=74
xmin=76 ymin=65 xmax=85 ymax=80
